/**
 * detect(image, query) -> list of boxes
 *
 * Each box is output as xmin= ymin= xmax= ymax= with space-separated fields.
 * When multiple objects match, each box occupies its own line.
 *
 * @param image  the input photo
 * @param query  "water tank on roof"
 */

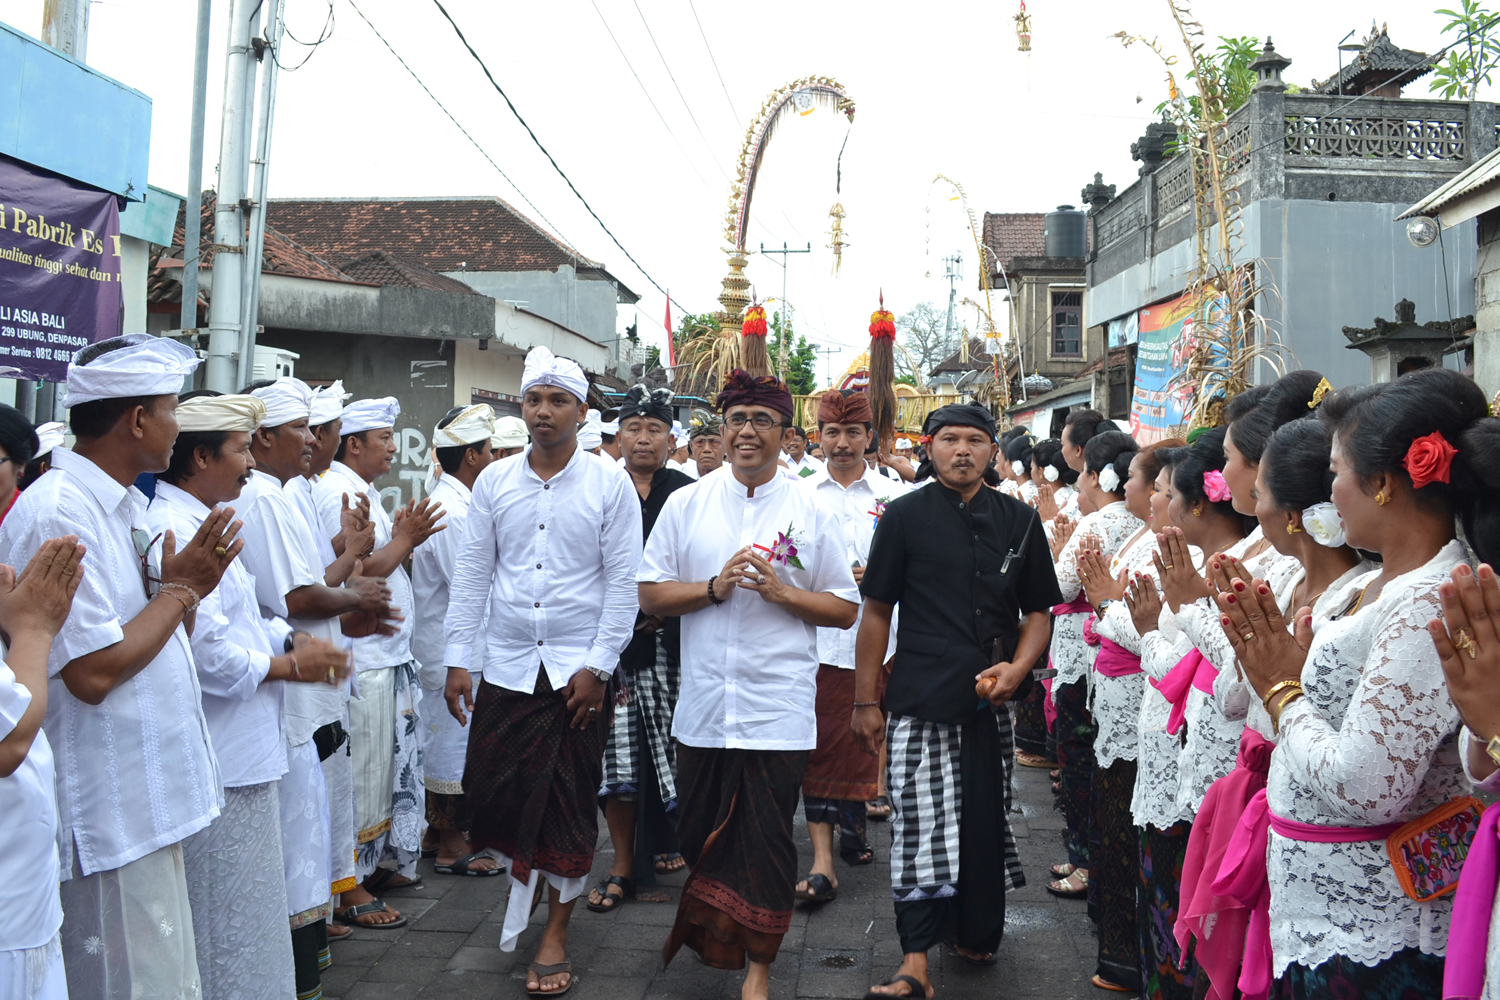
xmin=1045 ymin=204 xmax=1087 ymax=258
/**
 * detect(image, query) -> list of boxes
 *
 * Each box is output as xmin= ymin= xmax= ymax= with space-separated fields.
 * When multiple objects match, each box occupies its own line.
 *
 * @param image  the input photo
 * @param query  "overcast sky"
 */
xmin=0 ymin=0 xmax=1481 ymax=385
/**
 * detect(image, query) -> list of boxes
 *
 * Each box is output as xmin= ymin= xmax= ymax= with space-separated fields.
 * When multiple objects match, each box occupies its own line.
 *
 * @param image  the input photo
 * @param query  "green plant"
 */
xmin=768 ymin=311 xmax=820 ymax=395
xmin=1152 ymin=34 xmax=1260 ymax=143
xmin=1431 ymin=1 xmax=1500 ymax=99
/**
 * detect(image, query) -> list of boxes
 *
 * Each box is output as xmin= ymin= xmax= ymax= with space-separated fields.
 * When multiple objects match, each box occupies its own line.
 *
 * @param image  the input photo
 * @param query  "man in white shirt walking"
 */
xmin=639 ymin=369 xmax=859 ymax=1000
xmin=794 ymin=390 xmax=907 ymax=905
xmin=443 ymin=346 xmax=642 ymax=995
xmin=411 ymin=404 xmax=498 ymax=877
xmin=0 ymin=335 xmax=239 ymax=1000
xmin=313 ymin=397 xmax=444 ymax=893
xmin=147 ymin=392 xmax=348 ymax=1000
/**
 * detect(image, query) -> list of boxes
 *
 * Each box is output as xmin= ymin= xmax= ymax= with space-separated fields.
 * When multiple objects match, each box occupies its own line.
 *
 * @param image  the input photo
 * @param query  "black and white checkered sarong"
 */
xmin=601 ymin=630 xmax=679 ymax=806
xmin=886 ymin=706 xmax=1023 ymax=901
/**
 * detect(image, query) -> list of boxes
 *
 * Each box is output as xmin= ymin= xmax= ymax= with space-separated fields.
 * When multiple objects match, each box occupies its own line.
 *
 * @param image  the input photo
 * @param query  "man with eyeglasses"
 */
xmin=0 ymin=335 xmax=239 ymax=999
xmin=639 ymin=369 xmax=859 ymax=1000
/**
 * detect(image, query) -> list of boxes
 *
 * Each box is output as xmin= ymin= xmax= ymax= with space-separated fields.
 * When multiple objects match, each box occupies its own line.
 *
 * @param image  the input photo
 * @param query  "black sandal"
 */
xmin=863 ymin=974 xmax=930 ymax=998
xmin=653 ymin=852 xmax=686 ymax=874
xmin=865 ymin=796 xmax=892 ymax=820
xmin=841 ymin=845 xmax=876 ymax=866
xmin=795 ymin=872 xmax=837 ymax=902
xmin=433 ymin=852 xmax=504 ymax=877
xmin=585 ymin=875 xmax=634 ymax=912
xmin=363 ymin=868 xmax=422 ymax=893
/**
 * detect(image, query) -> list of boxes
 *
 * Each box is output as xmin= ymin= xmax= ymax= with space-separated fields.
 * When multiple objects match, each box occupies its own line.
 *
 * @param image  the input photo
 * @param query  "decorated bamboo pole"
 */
xmin=868 ymin=293 xmax=897 ymax=451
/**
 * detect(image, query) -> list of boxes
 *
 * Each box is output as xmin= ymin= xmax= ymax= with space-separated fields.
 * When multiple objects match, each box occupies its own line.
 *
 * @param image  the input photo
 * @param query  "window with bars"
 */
xmin=1052 ymin=291 xmax=1082 ymax=358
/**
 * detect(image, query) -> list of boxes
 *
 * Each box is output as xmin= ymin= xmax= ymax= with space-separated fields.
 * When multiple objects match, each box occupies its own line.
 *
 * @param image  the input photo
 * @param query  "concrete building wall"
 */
xmin=120 ymin=235 xmax=149 ymax=333
xmin=455 ymin=339 xmax=524 ymax=401
xmin=446 ymin=265 xmax=618 ymax=345
xmin=1475 ymin=210 xmax=1500 ymax=398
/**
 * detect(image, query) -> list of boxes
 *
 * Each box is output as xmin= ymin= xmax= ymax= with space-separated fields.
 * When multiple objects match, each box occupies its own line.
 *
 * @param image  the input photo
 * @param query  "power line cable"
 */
xmin=587 ymin=0 xmax=711 ymax=190
xmin=686 ymin=0 xmax=740 ymax=127
xmin=430 ymin=0 xmax=688 ymax=314
xmin=631 ymin=0 xmax=728 ymax=180
xmin=345 ymin=0 xmax=580 ymax=257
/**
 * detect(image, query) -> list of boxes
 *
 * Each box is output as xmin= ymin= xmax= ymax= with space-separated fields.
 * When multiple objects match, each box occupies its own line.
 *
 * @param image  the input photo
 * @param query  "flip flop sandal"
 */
xmin=363 ymin=868 xmax=423 ymax=894
xmin=653 ymin=852 xmax=686 ymax=874
xmin=584 ymin=875 xmax=634 ymax=912
xmin=863 ymin=974 xmax=930 ymax=999
xmin=795 ymin=872 xmax=837 ymax=903
xmin=946 ymin=943 xmax=997 ymax=967
xmin=326 ymin=923 xmax=354 ymax=941
xmin=1015 ymin=750 xmax=1056 ymax=768
xmin=332 ymin=900 xmax=407 ymax=929
xmin=1046 ymin=870 xmax=1089 ymax=899
xmin=1091 ymin=974 xmax=1134 ymax=992
xmin=526 ymin=960 xmax=573 ymax=996
xmin=433 ymin=852 xmax=504 ymax=877
xmin=865 ymin=796 xmax=892 ymax=820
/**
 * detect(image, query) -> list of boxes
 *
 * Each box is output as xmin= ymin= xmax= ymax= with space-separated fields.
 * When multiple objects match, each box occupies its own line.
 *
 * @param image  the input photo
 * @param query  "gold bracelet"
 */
xmin=1271 ymin=689 xmax=1305 ymax=735
xmin=1262 ymin=679 xmax=1303 ymax=714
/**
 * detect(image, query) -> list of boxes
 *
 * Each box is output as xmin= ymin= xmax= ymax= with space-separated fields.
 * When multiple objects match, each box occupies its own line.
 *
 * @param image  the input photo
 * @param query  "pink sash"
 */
xmin=1212 ymin=788 xmax=1401 ymax=1000
xmin=1094 ymin=638 xmax=1143 ymax=678
xmin=1174 ymin=729 xmax=1271 ymax=1000
xmin=1151 ymin=649 xmax=1219 ymax=736
xmin=1444 ymin=799 xmax=1500 ymax=1000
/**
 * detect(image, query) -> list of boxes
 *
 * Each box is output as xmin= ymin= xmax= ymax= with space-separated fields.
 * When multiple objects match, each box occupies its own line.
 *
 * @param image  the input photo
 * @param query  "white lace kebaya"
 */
xmin=1265 ymin=539 xmax=1469 ymax=977
xmin=1049 ymin=501 xmax=1143 ymax=690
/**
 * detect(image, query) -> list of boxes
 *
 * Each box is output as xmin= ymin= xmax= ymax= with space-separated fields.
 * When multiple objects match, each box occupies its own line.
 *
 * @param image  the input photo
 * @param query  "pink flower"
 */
xmin=1203 ymin=469 xmax=1233 ymax=503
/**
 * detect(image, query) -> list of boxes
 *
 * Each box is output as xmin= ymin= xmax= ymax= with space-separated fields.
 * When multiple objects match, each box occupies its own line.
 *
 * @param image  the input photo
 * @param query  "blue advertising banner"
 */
xmin=0 ymin=154 xmax=122 ymax=381
xmin=1130 ymin=292 xmax=1199 ymax=444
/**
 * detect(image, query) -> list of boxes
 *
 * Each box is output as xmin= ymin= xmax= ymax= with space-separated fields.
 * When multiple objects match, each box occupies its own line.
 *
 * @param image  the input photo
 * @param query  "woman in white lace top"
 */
xmin=1220 ymin=368 xmax=1490 ymax=998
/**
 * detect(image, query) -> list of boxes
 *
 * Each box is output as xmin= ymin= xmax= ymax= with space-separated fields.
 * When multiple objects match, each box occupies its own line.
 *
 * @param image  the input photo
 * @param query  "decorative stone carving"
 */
xmin=1082 ymin=172 xmax=1116 ymax=213
xmin=1249 ymin=38 xmax=1292 ymax=93
xmin=1343 ymin=298 xmax=1474 ymax=382
xmin=1131 ymin=119 xmax=1178 ymax=176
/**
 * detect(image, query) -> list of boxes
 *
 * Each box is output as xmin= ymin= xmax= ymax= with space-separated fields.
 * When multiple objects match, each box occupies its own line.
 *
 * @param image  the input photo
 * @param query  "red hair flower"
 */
xmin=1404 ymin=430 xmax=1457 ymax=489
xmin=918 ymin=434 xmax=933 ymax=447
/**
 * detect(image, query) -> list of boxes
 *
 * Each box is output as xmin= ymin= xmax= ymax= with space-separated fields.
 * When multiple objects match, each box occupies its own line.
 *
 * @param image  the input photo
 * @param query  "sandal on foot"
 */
xmin=1091 ymin=973 xmax=1133 ymax=992
xmin=841 ymin=845 xmax=876 ymax=867
xmin=433 ymin=851 xmax=504 ymax=877
xmin=585 ymin=875 xmax=634 ymax=912
xmin=1047 ymin=869 xmax=1089 ymax=899
xmin=863 ymin=974 xmax=930 ymax=998
xmin=795 ymin=872 xmax=837 ymax=903
xmin=865 ymin=796 xmax=892 ymax=820
xmin=526 ymin=960 xmax=573 ymax=996
xmin=363 ymin=868 xmax=422 ymax=893
xmin=946 ymin=943 xmax=996 ymax=966
xmin=1016 ymin=750 xmax=1055 ymax=768
xmin=332 ymin=900 xmax=407 ymax=929
xmin=1050 ymin=862 xmax=1077 ymax=878
xmin=653 ymin=852 xmax=685 ymax=874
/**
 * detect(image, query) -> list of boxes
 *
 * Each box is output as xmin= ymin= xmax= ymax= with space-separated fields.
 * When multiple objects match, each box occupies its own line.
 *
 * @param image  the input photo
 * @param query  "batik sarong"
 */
xmin=1140 ymin=822 xmax=1196 ymax=1000
xmin=1091 ymin=759 xmax=1141 ymax=991
xmin=349 ymin=663 xmax=423 ymax=880
xmin=665 ymin=745 xmax=809 ymax=970
xmin=1273 ymin=947 xmax=1443 ymax=1000
xmin=1054 ymin=676 xmax=1096 ymax=870
xmin=886 ymin=704 xmax=1023 ymax=956
xmin=1011 ymin=647 xmax=1052 ymax=759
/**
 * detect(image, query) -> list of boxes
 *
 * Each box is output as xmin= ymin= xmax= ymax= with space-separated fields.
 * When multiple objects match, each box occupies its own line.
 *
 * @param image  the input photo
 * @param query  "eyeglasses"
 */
xmin=725 ymin=413 xmax=791 ymax=431
xmin=131 ymin=528 xmax=163 ymax=596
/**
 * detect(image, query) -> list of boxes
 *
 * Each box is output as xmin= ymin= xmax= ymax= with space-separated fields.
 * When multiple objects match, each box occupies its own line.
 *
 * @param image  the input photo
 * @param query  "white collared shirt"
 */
xmin=443 ymin=446 xmax=642 ymax=692
xmin=313 ymin=461 xmax=415 ymax=670
xmin=0 ymin=448 xmax=220 ymax=877
xmin=238 ymin=469 xmax=346 ymax=745
xmin=639 ymin=467 xmax=860 ymax=750
xmin=411 ymin=474 xmax=485 ymax=690
xmin=801 ymin=466 xmax=907 ymax=669
xmin=784 ymin=452 xmax=824 ymax=479
xmin=0 ymin=663 xmax=63 ymax=949
xmin=147 ymin=481 xmax=292 ymax=788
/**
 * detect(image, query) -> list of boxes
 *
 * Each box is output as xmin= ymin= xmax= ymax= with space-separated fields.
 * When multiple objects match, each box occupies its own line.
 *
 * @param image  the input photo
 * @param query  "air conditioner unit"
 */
xmin=253 ymin=346 xmax=300 ymax=381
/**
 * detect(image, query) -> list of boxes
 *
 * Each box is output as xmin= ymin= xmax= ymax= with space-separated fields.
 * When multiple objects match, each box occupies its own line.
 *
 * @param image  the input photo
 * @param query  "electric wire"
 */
xmin=430 ymin=0 xmax=688 ymax=314
xmin=686 ymin=0 xmax=740 ymax=127
xmin=268 ymin=0 xmax=334 ymax=71
xmin=345 ymin=0 xmax=581 ymax=258
xmin=631 ymin=0 xmax=728 ymax=181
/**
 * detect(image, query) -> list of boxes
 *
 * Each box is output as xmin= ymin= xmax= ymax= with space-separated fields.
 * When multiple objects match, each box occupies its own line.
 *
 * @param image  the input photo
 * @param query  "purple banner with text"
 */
xmin=0 ymin=154 xmax=123 ymax=381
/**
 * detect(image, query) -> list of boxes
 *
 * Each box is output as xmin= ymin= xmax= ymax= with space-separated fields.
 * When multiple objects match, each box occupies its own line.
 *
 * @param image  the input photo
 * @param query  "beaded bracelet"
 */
xmin=158 ymin=582 xmax=202 ymax=614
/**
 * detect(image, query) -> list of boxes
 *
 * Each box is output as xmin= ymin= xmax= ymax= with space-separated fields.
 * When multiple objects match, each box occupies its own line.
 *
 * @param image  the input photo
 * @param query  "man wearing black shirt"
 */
xmin=587 ymin=385 xmax=695 ymax=912
xmin=854 ymin=404 xmax=1061 ymax=998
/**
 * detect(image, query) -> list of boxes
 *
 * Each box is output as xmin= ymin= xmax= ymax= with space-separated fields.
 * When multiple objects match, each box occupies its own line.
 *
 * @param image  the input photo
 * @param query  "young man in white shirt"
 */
xmin=639 ymin=369 xmax=859 ymax=1000
xmin=794 ymin=390 xmax=907 ymax=905
xmin=147 ymin=393 xmax=348 ymax=1000
xmin=0 ymin=536 xmax=85 ymax=1000
xmin=443 ymin=347 xmax=642 ymax=995
xmin=313 ymin=397 xmax=444 ymax=894
xmin=411 ymin=404 xmax=498 ymax=877
xmin=0 ymin=335 xmax=240 ymax=1000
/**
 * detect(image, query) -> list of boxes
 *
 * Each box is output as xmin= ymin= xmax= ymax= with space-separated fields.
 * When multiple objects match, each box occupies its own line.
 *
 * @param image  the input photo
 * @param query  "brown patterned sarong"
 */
xmin=463 ymin=673 xmax=609 ymax=883
xmin=803 ymin=664 xmax=880 ymax=802
xmin=665 ymin=745 xmax=809 ymax=970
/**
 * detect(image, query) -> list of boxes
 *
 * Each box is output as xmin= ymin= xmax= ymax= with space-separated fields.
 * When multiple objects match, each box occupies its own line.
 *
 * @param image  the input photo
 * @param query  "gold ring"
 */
xmin=214 ymin=546 xmax=228 ymax=558
xmin=1456 ymin=628 xmax=1480 ymax=660
xmin=1163 ymin=564 xmax=1174 ymax=571
xmin=326 ymin=667 xmax=336 ymax=684
xmin=1243 ymin=633 xmax=1255 ymax=643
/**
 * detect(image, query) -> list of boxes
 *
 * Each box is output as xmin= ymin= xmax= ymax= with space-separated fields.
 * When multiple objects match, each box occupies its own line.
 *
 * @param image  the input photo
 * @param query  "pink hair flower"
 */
xmin=1203 ymin=469 xmax=1233 ymax=503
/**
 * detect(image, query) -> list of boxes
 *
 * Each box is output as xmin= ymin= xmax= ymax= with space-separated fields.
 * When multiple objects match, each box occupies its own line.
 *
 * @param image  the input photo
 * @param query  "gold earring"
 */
xmin=1192 ymin=506 xmax=1201 ymax=517
xmin=1375 ymin=489 xmax=1388 ymax=506
xmin=1287 ymin=522 xmax=1303 ymax=535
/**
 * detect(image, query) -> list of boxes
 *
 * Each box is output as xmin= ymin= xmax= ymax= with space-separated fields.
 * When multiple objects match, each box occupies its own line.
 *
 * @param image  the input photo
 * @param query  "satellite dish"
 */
xmin=954 ymin=369 xmax=980 ymax=394
xmin=1406 ymin=216 xmax=1439 ymax=249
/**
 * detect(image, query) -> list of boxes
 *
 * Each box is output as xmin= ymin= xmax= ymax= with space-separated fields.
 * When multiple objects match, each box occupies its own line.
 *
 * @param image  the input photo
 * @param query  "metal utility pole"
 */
xmin=237 ymin=0 xmax=283 ymax=388
xmin=942 ymin=251 xmax=963 ymax=344
xmin=814 ymin=345 xmax=838 ymax=389
xmin=181 ymin=0 xmax=213 ymax=334
xmin=759 ymin=242 xmax=811 ymax=382
xmin=204 ymin=0 xmax=258 ymax=393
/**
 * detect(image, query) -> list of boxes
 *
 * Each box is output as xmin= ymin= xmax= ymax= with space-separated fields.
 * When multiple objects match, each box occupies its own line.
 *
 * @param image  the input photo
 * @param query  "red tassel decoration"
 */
xmin=741 ymin=303 xmax=770 ymax=376
xmin=868 ymin=291 xmax=897 ymax=451
xmin=742 ymin=305 xmax=768 ymax=337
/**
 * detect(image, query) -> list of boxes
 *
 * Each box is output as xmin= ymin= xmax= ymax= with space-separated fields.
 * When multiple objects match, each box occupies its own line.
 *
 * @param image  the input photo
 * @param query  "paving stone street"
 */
xmin=322 ymin=761 xmax=1104 ymax=1000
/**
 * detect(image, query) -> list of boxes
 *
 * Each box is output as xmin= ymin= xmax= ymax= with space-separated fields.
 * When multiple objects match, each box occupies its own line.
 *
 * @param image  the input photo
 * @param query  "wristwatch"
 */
xmin=1472 ymin=730 xmax=1500 ymax=769
xmin=1097 ymin=599 xmax=1119 ymax=616
xmin=585 ymin=666 xmax=611 ymax=684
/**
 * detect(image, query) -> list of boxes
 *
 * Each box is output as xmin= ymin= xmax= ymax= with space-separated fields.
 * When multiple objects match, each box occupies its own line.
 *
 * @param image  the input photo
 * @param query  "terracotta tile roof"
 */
xmin=336 ymin=250 xmax=479 ymax=295
xmin=982 ymin=213 xmax=1047 ymax=264
xmin=266 ymin=196 xmax=597 ymax=274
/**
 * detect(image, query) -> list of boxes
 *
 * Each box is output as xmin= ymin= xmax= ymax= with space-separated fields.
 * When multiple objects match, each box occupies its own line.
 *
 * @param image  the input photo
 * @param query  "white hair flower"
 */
xmin=1301 ymin=502 xmax=1346 ymax=548
xmin=1012 ymin=460 xmax=1026 ymax=478
xmin=1098 ymin=466 xmax=1121 ymax=494
xmin=1044 ymin=464 xmax=1060 ymax=483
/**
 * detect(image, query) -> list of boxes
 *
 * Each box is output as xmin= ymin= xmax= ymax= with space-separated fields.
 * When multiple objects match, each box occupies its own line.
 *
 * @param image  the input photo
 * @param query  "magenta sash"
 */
xmin=1094 ymin=638 xmax=1143 ymax=678
xmin=1444 ymin=799 xmax=1500 ymax=1000
xmin=1212 ymin=788 xmax=1402 ymax=1000
xmin=1174 ymin=729 xmax=1271 ymax=1000
xmin=1045 ymin=598 xmax=1093 ymax=728
xmin=1152 ymin=649 xmax=1219 ymax=736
